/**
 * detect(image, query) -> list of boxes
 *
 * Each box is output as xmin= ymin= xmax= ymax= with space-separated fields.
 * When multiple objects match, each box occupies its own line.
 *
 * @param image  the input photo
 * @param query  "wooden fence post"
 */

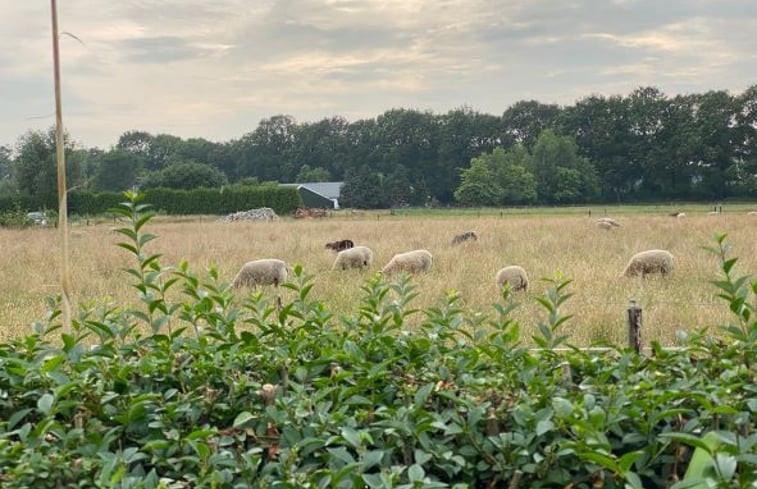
xmin=627 ymin=299 xmax=642 ymax=354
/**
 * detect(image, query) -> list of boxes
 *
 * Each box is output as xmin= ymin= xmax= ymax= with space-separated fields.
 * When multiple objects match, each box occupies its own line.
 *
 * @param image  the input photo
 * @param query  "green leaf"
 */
xmin=618 ymin=450 xmax=644 ymax=473
xmin=7 ymin=408 xmax=33 ymax=430
xmin=361 ymin=450 xmax=384 ymax=470
xmin=408 ymin=463 xmax=425 ymax=482
xmin=414 ymin=383 xmax=434 ymax=408
xmin=233 ymin=411 xmax=255 ymax=428
xmin=37 ymin=393 xmax=54 ymax=415
xmin=362 ymin=473 xmax=384 ymax=489
xmin=624 ymin=470 xmax=644 ymax=489
xmin=341 ymin=426 xmax=361 ymax=449
xmin=552 ymin=397 xmax=573 ymax=418
xmin=536 ymin=419 xmax=554 ymax=436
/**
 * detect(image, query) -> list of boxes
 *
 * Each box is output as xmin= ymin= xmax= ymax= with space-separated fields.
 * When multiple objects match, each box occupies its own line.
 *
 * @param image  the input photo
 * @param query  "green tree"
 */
xmin=383 ymin=164 xmax=418 ymax=207
xmin=499 ymin=164 xmax=537 ymax=204
xmin=141 ymin=160 xmax=227 ymax=190
xmin=454 ymin=157 xmax=500 ymax=206
xmin=235 ymin=115 xmax=298 ymax=182
xmin=731 ymin=84 xmax=757 ymax=196
xmin=502 ymin=100 xmax=562 ymax=148
xmin=92 ymin=149 xmax=142 ymax=191
xmin=116 ymin=131 xmax=180 ymax=172
xmin=529 ymin=130 xmax=600 ymax=203
xmin=12 ymin=127 xmax=84 ymax=202
xmin=454 ymin=146 xmax=537 ymax=206
xmin=559 ymin=94 xmax=637 ymax=201
xmin=295 ymin=165 xmax=331 ymax=183
xmin=0 ymin=145 xmax=14 ymax=194
xmin=340 ymin=165 xmax=386 ymax=209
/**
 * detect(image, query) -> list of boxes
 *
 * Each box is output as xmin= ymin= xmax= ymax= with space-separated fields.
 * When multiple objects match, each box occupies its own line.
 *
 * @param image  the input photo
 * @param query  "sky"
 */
xmin=1 ymin=0 xmax=756 ymax=149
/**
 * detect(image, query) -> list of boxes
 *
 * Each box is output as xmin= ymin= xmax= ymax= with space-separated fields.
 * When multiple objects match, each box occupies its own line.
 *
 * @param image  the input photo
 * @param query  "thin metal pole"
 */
xmin=51 ymin=0 xmax=72 ymax=331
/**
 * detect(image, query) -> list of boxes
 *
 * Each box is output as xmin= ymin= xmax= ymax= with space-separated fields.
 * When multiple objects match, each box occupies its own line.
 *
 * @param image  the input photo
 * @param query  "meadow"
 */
xmin=1 ymin=205 xmax=755 ymax=345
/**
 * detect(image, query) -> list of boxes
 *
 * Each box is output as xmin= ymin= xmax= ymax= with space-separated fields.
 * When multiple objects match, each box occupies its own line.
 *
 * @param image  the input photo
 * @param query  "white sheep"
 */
xmin=596 ymin=221 xmax=613 ymax=230
xmin=747 ymin=211 xmax=757 ymax=216
xmin=232 ymin=259 xmax=289 ymax=288
xmin=495 ymin=265 xmax=529 ymax=292
xmin=597 ymin=217 xmax=620 ymax=227
xmin=381 ymin=249 xmax=433 ymax=275
xmin=622 ymin=250 xmax=674 ymax=278
xmin=332 ymin=246 xmax=374 ymax=271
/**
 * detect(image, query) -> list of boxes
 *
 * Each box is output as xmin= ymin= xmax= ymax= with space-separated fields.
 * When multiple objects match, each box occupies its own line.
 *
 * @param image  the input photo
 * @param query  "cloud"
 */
xmin=0 ymin=0 xmax=755 ymax=148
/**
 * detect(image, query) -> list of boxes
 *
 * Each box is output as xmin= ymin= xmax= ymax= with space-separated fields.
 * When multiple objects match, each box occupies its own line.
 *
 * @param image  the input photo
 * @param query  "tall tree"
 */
xmin=454 ymin=157 xmax=500 ymax=206
xmin=454 ymin=146 xmax=537 ymax=206
xmin=116 ymin=131 xmax=180 ymax=172
xmin=340 ymin=165 xmax=386 ymax=209
xmin=0 ymin=145 xmax=14 ymax=194
xmin=140 ymin=160 xmax=227 ymax=190
xmin=529 ymin=130 xmax=599 ymax=203
xmin=732 ymin=84 xmax=757 ymax=195
xmin=295 ymin=165 xmax=331 ymax=183
xmin=13 ymin=127 xmax=84 ymax=202
xmin=502 ymin=100 xmax=562 ymax=148
xmin=236 ymin=115 xmax=297 ymax=182
xmin=92 ymin=149 xmax=142 ymax=191
xmin=291 ymin=117 xmax=351 ymax=180
xmin=625 ymin=86 xmax=668 ymax=197
xmin=559 ymin=95 xmax=637 ymax=201
xmin=437 ymin=107 xmax=502 ymax=203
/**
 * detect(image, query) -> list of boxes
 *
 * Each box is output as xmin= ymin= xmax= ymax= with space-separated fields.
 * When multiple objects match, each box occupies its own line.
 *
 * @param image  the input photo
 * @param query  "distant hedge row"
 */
xmin=0 ymin=185 xmax=302 ymax=216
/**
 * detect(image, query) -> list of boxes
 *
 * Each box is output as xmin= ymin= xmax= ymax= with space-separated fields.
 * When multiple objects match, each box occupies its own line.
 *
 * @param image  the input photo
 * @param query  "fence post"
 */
xmin=627 ymin=299 xmax=642 ymax=354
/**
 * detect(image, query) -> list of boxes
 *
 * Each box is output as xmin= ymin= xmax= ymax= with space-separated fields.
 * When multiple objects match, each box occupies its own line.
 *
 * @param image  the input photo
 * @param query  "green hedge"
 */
xmin=0 ymin=186 xmax=302 ymax=216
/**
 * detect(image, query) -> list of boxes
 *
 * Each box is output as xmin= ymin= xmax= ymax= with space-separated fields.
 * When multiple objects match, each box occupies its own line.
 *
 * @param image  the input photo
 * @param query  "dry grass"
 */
xmin=1 ymin=211 xmax=755 ymax=345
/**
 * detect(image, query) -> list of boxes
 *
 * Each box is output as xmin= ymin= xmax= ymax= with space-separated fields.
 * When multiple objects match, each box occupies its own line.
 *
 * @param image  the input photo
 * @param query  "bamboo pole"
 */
xmin=51 ymin=0 xmax=73 ymax=331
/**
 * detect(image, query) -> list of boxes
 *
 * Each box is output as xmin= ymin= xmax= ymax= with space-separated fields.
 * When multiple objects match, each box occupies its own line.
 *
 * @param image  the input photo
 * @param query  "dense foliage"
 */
xmin=0 ymin=185 xmax=302 ymax=217
xmin=0 ymin=194 xmax=755 ymax=487
xmin=2 ymin=85 xmax=755 ymax=209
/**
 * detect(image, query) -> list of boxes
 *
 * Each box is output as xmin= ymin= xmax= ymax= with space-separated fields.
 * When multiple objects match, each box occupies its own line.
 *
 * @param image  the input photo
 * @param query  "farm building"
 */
xmin=282 ymin=182 xmax=344 ymax=209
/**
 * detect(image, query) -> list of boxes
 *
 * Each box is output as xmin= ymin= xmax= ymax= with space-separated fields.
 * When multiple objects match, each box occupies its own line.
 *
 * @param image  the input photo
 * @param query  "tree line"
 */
xmin=1 ymin=85 xmax=755 ymax=209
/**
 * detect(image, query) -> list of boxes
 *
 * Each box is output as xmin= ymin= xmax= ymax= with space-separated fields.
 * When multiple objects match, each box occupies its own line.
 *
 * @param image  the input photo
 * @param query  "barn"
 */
xmin=281 ymin=182 xmax=344 ymax=209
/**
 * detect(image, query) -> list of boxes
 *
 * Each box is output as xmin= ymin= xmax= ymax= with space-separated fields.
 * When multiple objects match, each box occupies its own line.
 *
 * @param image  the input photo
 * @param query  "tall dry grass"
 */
xmin=1 ymin=212 xmax=755 ymax=345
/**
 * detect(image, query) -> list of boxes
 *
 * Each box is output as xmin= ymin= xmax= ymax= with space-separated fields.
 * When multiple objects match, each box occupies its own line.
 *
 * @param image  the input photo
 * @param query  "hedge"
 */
xmin=0 ymin=185 xmax=302 ymax=216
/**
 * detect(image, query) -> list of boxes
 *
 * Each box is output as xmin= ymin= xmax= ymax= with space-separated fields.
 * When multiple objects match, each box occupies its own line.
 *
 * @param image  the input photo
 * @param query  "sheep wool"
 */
xmin=622 ymin=250 xmax=675 ymax=278
xmin=452 ymin=231 xmax=479 ymax=245
xmin=597 ymin=217 xmax=620 ymax=227
xmin=232 ymin=259 xmax=289 ymax=288
xmin=381 ymin=249 xmax=433 ymax=275
xmin=596 ymin=221 xmax=613 ymax=230
xmin=495 ymin=265 xmax=529 ymax=292
xmin=332 ymin=246 xmax=374 ymax=271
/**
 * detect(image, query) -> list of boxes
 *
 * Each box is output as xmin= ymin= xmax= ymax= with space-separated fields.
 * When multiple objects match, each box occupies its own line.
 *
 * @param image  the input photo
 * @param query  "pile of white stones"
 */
xmin=220 ymin=207 xmax=280 ymax=222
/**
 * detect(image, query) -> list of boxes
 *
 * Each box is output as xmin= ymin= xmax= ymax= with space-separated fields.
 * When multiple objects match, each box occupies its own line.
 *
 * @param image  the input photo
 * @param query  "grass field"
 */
xmin=1 ymin=205 xmax=756 ymax=345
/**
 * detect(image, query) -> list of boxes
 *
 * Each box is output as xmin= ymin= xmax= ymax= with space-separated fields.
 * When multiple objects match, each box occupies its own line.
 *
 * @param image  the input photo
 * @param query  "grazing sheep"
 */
xmin=596 ymin=221 xmax=613 ymax=230
xmin=622 ymin=250 xmax=675 ymax=278
xmin=332 ymin=246 xmax=374 ymax=271
xmin=452 ymin=231 xmax=479 ymax=245
xmin=495 ymin=265 xmax=529 ymax=292
xmin=325 ymin=239 xmax=355 ymax=252
xmin=597 ymin=217 xmax=620 ymax=227
xmin=707 ymin=211 xmax=720 ymax=216
xmin=232 ymin=259 xmax=288 ymax=288
xmin=748 ymin=211 xmax=757 ymax=216
xmin=381 ymin=249 xmax=433 ymax=275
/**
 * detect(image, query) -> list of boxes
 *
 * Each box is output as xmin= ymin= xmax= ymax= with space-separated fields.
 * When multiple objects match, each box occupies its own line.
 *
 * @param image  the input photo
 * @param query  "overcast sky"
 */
xmin=1 ymin=0 xmax=755 ymax=149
